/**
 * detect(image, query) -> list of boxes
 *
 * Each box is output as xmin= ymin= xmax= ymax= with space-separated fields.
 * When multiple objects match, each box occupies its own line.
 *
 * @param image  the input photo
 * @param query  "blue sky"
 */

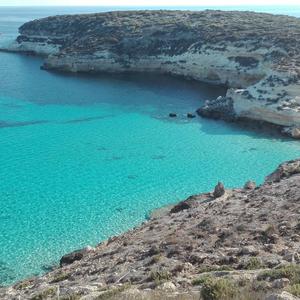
xmin=1 ymin=0 xmax=299 ymax=6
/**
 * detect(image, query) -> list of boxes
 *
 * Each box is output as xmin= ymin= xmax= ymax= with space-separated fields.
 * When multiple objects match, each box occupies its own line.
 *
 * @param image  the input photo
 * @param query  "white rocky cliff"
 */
xmin=5 ymin=10 xmax=300 ymax=137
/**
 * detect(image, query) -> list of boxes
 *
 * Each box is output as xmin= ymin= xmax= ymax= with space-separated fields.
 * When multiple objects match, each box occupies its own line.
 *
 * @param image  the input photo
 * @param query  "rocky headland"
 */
xmin=1 ymin=159 xmax=300 ymax=299
xmin=3 ymin=10 xmax=300 ymax=138
xmin=1 ymin=10 xmax=300 ymax=300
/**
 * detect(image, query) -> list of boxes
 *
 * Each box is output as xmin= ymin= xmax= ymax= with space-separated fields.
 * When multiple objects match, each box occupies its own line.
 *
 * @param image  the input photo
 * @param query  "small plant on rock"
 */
xmin=245 ymin=257 xmax=264 ymax=270
xmin=150 ymin=269 xmax=171 ymax=286
xmin=257 ymin=264 xmax=300 ymax=284
xmin=286 ymin=283 xmax=300 ymax=297
xmin=200 ymin=277 xmax=237 ymax=300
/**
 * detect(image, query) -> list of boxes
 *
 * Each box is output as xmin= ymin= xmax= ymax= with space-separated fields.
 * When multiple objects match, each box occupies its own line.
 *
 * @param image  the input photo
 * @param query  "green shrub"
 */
xmin=96 ymin=283 xmax=131 ymax=300
xmin=149 ymin=254 xmax=162 ymax=265
xmin=200 ymin=277 xmax=237 ymax=300
xmin=192 ymin=275 xmax=213 ymax=286
xmin=286 ymin=284 xmax=300 ymax=297
xmin=198 ymin=265 xmax=234 ymax=274
xmin=257 ymin=264 xmax=300 ymax=284
xmin=245 ymin=257 xmax=264 ymax=270
xmin=150 ymin=269 xmax=171 ymax=285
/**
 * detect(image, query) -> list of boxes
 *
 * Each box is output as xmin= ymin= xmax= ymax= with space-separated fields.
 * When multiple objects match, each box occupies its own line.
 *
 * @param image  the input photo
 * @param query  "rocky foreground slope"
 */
xmin=5 ymin=10 xmax=300 ymax=138
xmin=1 ymin=159 xmax=300 ymax=299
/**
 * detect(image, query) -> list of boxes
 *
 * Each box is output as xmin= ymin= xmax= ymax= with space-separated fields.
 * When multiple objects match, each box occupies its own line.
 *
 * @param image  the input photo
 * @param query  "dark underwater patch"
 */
xmin=151 ymin=155 xmax=166 ymax=160
xmin=62 ymin=115 xmax=113 ymax=124
xmin=0 ymin=120 xmax=49 ymax=129
xmin=105 ymin=156 xmax=123 ymax=161
xmin=0 ymin=261 xmax=16 ymax=285
xmin=41 ymin=263 xmax=57 ymax=272
xmin=97 ymin=146 xmax=108 ymax=151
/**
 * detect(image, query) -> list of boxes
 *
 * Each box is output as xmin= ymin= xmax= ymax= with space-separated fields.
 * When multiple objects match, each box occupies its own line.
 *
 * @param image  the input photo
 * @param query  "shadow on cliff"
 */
xmin=198 ymin=116 xmax=296 ymax=142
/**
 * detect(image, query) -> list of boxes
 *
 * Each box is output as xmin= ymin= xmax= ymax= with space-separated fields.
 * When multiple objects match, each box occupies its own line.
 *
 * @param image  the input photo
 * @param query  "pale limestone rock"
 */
xmin=291 ymin=127 xmax=300 ymax=138
xmin=265 ymin=291 xmax=300 ymax=300
xmin=272 ymin=278 xmax=290 ymax=289
xmin=157 ymin=282 xmax=176 ymax=292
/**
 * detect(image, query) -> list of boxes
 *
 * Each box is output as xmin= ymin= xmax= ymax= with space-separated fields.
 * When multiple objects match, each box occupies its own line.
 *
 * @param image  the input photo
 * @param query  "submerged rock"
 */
xmin=169 ymin=113 xmax=177 ymax=118
xmin=187 ymin=113 xmax=196 ymax=118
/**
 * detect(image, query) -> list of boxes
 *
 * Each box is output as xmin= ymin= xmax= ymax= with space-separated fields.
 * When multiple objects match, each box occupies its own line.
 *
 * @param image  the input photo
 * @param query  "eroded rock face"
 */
xmin=5 ymin=10 xmax=300 ymax=134
xmin=265 ymin=159 xmax=300 ymax=182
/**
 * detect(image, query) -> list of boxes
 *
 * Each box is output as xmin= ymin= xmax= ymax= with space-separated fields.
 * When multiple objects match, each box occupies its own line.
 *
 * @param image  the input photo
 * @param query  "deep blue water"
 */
xmin=0 ymin=6 xmax=300 ymax=285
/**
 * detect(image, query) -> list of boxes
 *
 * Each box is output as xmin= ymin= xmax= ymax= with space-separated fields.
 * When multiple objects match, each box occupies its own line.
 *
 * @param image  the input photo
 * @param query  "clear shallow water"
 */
xmin=0 ymin=7 xmax=300 ymax=285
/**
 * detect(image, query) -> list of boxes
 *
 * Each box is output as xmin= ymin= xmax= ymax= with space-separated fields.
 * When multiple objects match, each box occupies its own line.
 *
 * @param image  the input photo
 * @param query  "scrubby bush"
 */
xmin=257 ymin=264 xmax=300 ymax=284
xmin=200 ymin=277 xmax=237 ymax=300
xmin=286 ymin=283 xmax=300 ymax=297
xmin=150 ymin=269 xmax=171 ymax=285
xmin=245 ymin=257 xmax=264 ymax=270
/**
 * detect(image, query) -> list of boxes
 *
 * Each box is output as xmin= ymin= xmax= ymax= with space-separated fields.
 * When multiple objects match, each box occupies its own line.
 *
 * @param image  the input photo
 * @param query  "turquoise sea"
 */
xmin=0 ymin=6 xmax=300 ymax=285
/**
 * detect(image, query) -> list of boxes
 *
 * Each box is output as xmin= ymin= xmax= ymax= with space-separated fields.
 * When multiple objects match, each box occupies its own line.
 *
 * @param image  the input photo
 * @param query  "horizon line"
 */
xmin=1 ymin=4 xmax=300 ymax=7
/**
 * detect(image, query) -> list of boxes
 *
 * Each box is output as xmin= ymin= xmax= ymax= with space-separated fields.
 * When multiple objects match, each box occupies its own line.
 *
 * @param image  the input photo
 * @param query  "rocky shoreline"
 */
xmin=1 ymin=159 xmax=300 ymax=299
xmin=3 ymin=10 xmax=300 ymax=138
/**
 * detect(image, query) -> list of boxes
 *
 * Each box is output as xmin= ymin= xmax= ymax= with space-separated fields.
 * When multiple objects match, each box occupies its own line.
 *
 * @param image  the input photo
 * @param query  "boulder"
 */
xmin=187 ymin=113 xmax=196 ymax=118
xmin=272 ymin=278 xmax=290 ymax=289
xmin=244 ymin=180 xmax=256 ymax=189
xmin=265 ymin=159 xmax=300 ymax=182
xmin=60 ymin=246 xmax=94 ymax=267
xmin=157 ymin=281 xmax=176 ymax=292
xmin=169 ymin=113 xmax=177 ymax=117
xmin=197 ymin=96 xmax=236 ymax=121
xmin=170 ymin=201 xmax=193 ymax=213
xmin=291 ymin=127 xmax=300 ymax=139
xmin=213 ymin=182 xmax=225 ymax=198
xmin=238 ymin=246 xmax=259 ymax=256
xmin=265 ymin=291 xmax=300 ymax=300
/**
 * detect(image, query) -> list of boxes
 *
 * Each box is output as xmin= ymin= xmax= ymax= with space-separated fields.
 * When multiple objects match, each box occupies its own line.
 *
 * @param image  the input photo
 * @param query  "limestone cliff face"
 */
xmin=9 ymin=10 xmax=300 ymax=135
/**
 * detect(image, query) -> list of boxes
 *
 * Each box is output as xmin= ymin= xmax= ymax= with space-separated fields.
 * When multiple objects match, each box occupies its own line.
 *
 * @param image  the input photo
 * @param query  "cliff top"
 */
xmin=18 ymin=10 xmax=300 ymax=63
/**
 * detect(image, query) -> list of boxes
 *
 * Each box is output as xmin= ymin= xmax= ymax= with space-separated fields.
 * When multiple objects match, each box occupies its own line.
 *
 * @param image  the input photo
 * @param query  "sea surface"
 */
xmin=0 ymin=6 xmax=300 ymax=285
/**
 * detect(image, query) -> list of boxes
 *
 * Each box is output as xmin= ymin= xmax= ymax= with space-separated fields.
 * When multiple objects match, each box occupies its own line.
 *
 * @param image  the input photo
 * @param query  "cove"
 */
xmin=0 ymin=50 xmax=300 ymax=285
